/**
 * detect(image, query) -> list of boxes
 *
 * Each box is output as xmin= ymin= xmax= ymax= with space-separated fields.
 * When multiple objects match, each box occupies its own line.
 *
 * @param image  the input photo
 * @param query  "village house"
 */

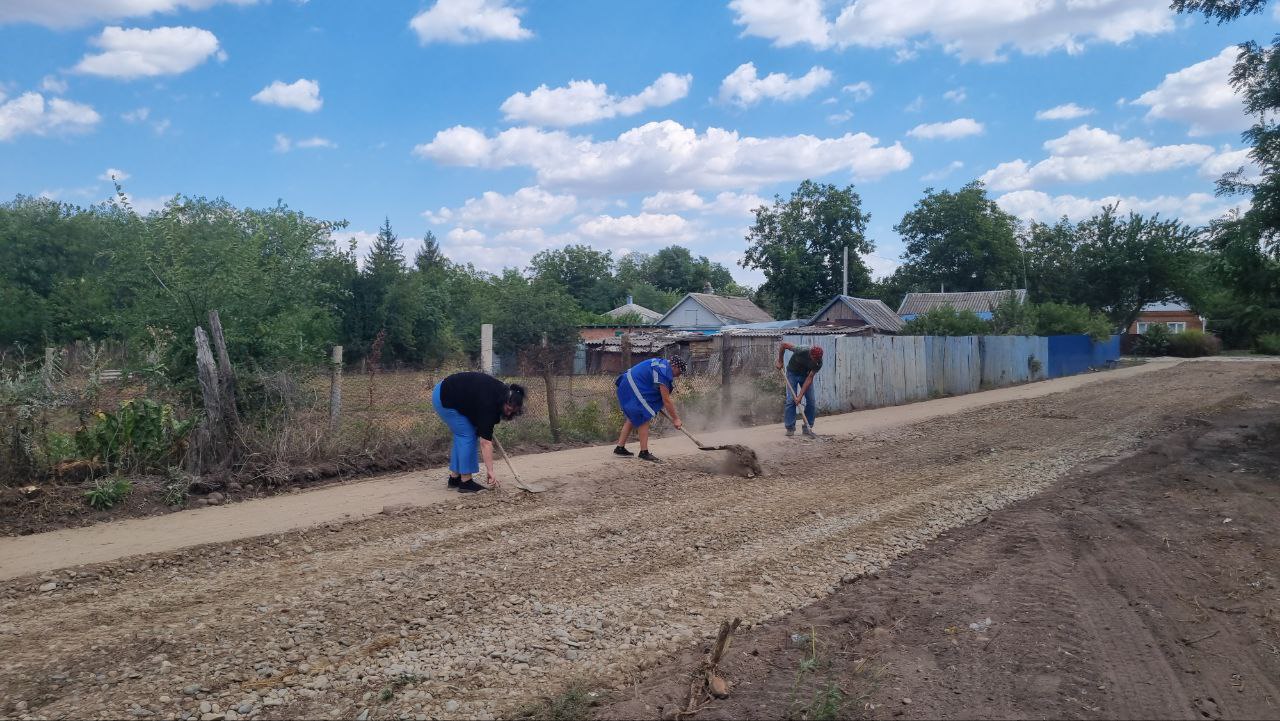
xmin=1128 ymin=301 xmax=1206 ymax=334
xmin=897 ymin=289 xmax=1028 ymax=320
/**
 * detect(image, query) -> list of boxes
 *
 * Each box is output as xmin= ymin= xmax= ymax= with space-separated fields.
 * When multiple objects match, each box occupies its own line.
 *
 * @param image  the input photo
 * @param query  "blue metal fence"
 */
xmin=1046 ymin=334 xmax=1121 ymax=378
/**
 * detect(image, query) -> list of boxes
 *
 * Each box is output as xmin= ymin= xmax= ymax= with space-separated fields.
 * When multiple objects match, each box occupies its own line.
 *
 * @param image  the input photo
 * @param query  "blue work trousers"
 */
xmin=784 ymin=370 xmax=816 ymax=429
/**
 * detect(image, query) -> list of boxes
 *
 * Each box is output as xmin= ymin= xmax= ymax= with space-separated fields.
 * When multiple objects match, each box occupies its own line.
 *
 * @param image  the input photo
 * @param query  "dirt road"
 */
xmin=0 ymin=360 xmax=1177 ymax=581
xmin=1 ymin=361 xmax=1276 ymax=721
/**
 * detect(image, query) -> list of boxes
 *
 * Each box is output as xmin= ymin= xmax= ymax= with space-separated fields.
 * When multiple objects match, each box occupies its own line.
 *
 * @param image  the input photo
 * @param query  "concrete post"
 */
xmin=481 ymin=323 xmax=494 ymax=374
xmin=329 ymin=345 xmax=343 ymax=431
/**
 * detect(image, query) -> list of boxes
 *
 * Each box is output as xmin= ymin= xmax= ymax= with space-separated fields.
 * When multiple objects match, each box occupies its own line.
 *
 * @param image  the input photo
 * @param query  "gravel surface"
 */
xmin=1 ymin=362 xmax=1274 ymax=721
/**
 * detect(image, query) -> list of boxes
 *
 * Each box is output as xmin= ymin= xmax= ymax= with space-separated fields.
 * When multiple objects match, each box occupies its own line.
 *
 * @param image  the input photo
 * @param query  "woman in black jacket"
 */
xmin=431 ymin=372 xmax=526 ymax=492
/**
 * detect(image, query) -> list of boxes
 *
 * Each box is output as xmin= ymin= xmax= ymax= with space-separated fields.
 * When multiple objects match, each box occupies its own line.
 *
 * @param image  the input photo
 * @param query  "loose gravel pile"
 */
xmin=1 ymin=362 xmax=1273 ymax=721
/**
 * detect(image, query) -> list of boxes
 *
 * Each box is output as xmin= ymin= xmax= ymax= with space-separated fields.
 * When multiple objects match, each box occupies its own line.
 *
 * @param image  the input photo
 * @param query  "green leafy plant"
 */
xmin=1028 ymin=356 xmax=1043 ymax=375
xmin=1133 ymin=324 xmax=1172 ymax=356
xmin=1256 ymin=333 xmax=1280 ymax=355
xmin=75 ymin=399 xmax=196 ymax=473
xmin=1167 ymin=330 xmax=1222 ymax=357
xmin=902 ymin=306 xmax=991 ymax=336
xmin=514 ymin=681 xmax=598 ymax=721
xmin=85 ymin=476 xmax=132 ymax=510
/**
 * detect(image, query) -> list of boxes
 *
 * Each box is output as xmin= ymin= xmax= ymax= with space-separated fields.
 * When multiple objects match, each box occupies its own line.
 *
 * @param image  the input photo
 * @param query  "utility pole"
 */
xmin=842 ymin=246 xmax=848 ymax=296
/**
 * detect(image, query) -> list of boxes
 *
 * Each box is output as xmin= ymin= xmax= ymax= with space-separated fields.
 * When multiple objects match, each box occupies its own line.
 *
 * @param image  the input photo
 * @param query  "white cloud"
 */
xmin=728 ymin=0 xmax=831 ymax=49
xmin=252 ymin=78 xmax=322 ymax=112
xmin=641 ymin=190 xmax=704 ymax=213
xmin=1035 ymin=102 xmax=1094 ymax=120
xmin=99 ymin=167 xmax=129 ymax=181
xmin=40 ymin=75 xmax=68 ymax=94
xmin=423 ymin=186 xmax=577 ymax=227
xmin=500 ymin=72 xmax=691 ymax=127
xmin=409 ymin=0 xmax=531 ymax=44
xmin=943 ymin=88 xmax=966 ymax=103
xmin=728 ymin=0 xmax=1174 ymax=62
xmin=907 ymin=118 xmax=984 ymax=140
xmin=438 ymin=226 xmax=577 ymax=272
xmin=719 ymin=62 xmax=832 ymax=107
xmin=122 ymin=106 xmax=150 ymax=123
xmin=273 ymin=134 xmax=336 ymax=152
xmin=0 ymin=0 xmax=258 ymax=28
xmin=576 ymin=212 xmax=691 ymax=249
xmin=904 ymin=95 xmax=924 ymax=113
xmin=639 ymin=190 xmax=766 ymax=217
xmin=74 ymin=26 xmax=223 ymax=79
xmin=995 ymin=189 xmax=1246 ymax=226
xmin=1132 ymin=46 xmax=1248 ymax=136
xmin=413 ymin=120 xmax=913 ymax=193
xmin=151 ymin=118 xmax=171 ymax=135
xmin=841 ymin=81 xmax=872 ymax=101
xmin=827 ymin=110 xmax=853 ymax=124
xmin=1200 ymin=146 xmax=1260 ymax=182
xmin=0 ymin=92 xmax=100 ymax=141
xmin=332 ymin=229 xmax=379 ymax=259
xmin=980 ymin=125 xmax=1213 ymax=190
xmin=921 ymin=160 xmax=964 ymax=182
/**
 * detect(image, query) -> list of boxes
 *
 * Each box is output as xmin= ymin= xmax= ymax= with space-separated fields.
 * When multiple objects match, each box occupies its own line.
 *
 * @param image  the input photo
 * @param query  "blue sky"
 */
xmin=1 ymin=0 xmax=1273 ymax=286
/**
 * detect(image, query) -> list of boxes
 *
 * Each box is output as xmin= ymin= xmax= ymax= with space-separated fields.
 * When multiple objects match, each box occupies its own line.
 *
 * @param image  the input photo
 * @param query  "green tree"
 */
xmin=1021 ymin=217 xmax=1080 ymax=304
xmin=492 ymin=272 xmax=583 ymax=442
xmin=528 ymin=244 xmax=621 ymax=313
xmin=741 ymin=180 xmax=873 ymax=319
xmin=1071 ymin=207 xmax=1200 ymax=331
xmin=893 ymin=181 xmax=1023 ymax=295
xmin=413 ymin=230 xmax=446 ymax=275
xmin=1174 ymin=0 xmax=1280 ymax=341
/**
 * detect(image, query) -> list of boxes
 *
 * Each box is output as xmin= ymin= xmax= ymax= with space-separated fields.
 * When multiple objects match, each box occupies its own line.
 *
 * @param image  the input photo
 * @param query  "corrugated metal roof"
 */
xmin=810 ymin=295 xmax=903 ymax=332
xmin=722 ymin=324 xmax=880 ymax=338
xmin=604 ymin=303 xmax=662 ymax=322
xmin=584 ymin=330 xmax=708 ymax=352
xmin=1140 ymin=301 xmax=1192 ymax=312
xmin=660 ymin=292 xmax=774 ymax=325
xmin=897 ymin=289 xmax=1027 ymax=316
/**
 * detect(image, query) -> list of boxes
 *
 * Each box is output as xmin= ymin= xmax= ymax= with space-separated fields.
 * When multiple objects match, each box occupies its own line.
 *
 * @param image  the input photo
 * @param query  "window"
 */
xmin=1136 ymin=322 xmax=1151 ymax=334
xmin=1166 ymin=322 xmax=1186 ymax=333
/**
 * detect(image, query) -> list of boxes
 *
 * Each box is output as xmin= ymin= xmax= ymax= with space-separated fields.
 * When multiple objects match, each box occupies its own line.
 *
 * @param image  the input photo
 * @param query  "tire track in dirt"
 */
xmin=1 ymin=362 xmax=1275 ymax=721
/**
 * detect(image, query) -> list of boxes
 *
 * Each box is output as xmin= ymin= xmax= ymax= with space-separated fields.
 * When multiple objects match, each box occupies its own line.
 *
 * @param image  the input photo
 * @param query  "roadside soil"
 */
xmin=0 ymin=362 xmax=1276 ymax=721
xmin=596 ymin=404 xmax=1280 ymax=720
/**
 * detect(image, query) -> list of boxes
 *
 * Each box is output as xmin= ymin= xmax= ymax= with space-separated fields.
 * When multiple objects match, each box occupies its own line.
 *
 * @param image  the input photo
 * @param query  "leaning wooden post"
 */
xmin=42 ymin=347 xmax=56 ymax=392
xmin=207 ymin=310 xmax=239 ymax=428
xmin=192 ymin=327 xmax=225 ymax=475
xmin=329 ymin=345 xmax=343 ymax=431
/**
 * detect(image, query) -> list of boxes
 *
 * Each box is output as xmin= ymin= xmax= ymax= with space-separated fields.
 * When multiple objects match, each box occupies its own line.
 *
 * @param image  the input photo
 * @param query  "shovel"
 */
xmin=493 ymin=437 xmax=546 ymax=493
xmin=781 ymin=368 xmax=813 ymax=435
xmin=665 ymin=412 xmax=762 ymax=477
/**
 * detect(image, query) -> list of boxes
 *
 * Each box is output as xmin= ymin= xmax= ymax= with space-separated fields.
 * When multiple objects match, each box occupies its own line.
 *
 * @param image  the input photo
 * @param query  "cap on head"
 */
xmin=810 ymin=347 xmax=824 ymax=360
xmin=669 ymin=356 xmax=687 ymax=374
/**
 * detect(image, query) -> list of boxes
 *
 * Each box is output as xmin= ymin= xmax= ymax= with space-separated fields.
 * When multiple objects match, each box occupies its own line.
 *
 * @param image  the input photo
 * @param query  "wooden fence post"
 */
xmin=720 ymin=336 xmax=732 ymax=416
xmin=207 ymin=311 xmax=239 ymax=428
xmin=190 ymin=326 xmax=225 ymax=476
xmin=329 ymin=345 xmax=343 ymax=431
xmin=42 ymin=347 xmax=56 ymax=392
xmin=481 ymin=323 xmax=494 ymax=374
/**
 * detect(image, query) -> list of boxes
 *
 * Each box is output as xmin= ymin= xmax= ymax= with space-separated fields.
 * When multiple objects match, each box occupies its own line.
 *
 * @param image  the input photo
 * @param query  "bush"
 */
xmin=902 ymin=307 xmax=991 ymax=336
xmin=84 ymin=476 xmax=132 ymax=510
xmin=75 ymin=399 xmax=196 ymax=474
xmin=1033 ymin=302 xmax=1113 ymax=341
xmin=1257 ymin=333 xmax=1280 ymax=355
xmin=1166 ymin=330 xmax=1222 ymax=357
xmin=1133 ymin=324 xmax=1171 ymax=356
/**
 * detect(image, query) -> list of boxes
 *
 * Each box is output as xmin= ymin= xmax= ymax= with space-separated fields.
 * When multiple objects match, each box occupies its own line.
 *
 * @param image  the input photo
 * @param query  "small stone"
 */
xmin=236 ymin=702 xmax=254 ymax=715
xmin=902 ymin=698 xmax=913 ymax=705
xmin=356 ymin=710 xmax=370 ymax=721
xmin=381 ymin=504 xmax=413 ymax=516
xmin=39 ymin=582 xmax=58 ymax=592
xmin=200 ymin=701 xmax=212 ymax=714
xmin=207 ymin=492 xmax=225 ymax=504
xmin=444 ymin=700 xmax=460 ymax=713
xmin=224 ymin=712 xmax=238 ymax=721
xmin=159 ymin=696 xmax=171 ymax=703
xmin=183 ymin=685 xmax=201 ymax=696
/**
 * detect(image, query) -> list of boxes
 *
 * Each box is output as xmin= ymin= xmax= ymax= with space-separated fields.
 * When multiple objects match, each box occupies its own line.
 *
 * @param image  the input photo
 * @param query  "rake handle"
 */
xmin=780 ymin=367 xmax=811 ymax=431
xmin=493 ymin=437 xmax=522 ymax=487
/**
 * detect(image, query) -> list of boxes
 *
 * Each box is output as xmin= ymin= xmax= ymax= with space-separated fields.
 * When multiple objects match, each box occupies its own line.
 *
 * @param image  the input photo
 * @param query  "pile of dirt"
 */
xmin=596 ymin=406 xmax=1280 ymax=720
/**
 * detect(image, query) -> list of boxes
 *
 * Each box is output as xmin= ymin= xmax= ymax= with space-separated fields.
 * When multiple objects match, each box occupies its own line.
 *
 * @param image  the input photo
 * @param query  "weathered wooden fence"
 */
xmin=784 ymin=334 xmax=1108 ymax=414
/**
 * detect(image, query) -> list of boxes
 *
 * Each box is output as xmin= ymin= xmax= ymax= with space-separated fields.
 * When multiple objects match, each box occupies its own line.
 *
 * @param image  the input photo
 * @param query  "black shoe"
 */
xmin=802 ymin=427 xmax=817 ymax=438
xmin=785 ymin=427 xmax=795 ymax=437
xmin=456 ymin=479 xmax=488 ymax=493
xmin=638 ymin=450 xmax=661 ymax=463
xmin=447 ymin=475 xmax=462 ymax=488
xmin=613 ymin=445 xmax=634 ymax=456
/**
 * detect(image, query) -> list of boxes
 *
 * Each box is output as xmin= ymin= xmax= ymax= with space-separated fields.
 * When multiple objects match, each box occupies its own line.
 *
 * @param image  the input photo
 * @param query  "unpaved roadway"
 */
xmin=1 ymin=361 xmax=1277 ymax=721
